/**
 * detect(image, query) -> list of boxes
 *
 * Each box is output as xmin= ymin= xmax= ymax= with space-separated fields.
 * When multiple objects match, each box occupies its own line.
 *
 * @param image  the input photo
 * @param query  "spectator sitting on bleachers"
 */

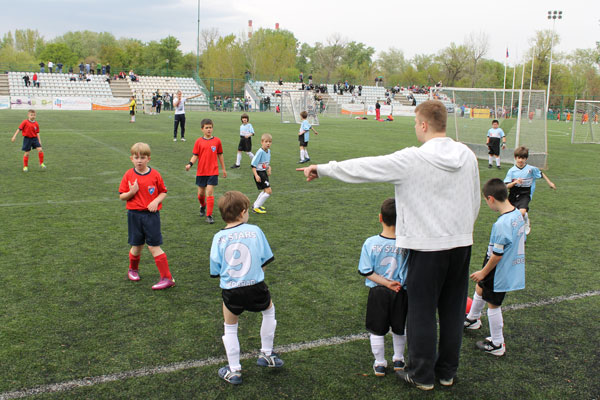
xmin=69 ymin=73 xmax=77 ymax=82
xmin=358 ymin=85 xmax=362 ymax=96
xmin=32 ymin=73 xmax=39 ymax=87
xmin=119 ymin=71 xmax=126 ymax=79
xmin=22 ymin=74 xmax=30 ymax=87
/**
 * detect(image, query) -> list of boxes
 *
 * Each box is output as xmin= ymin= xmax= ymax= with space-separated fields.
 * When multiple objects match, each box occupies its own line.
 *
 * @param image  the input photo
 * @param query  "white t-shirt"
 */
xmin=174 ymin=96 xmax=186 ymax=114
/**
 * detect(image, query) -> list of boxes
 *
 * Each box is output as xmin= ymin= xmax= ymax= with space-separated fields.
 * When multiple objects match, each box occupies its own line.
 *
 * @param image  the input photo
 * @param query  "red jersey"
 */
xmin=192 ymin=136 xmax=223 ymax=176
xmin=119 ymin=167 xmax=167 ymax=211
xmin=19 ymin=120 xmax=40 ymax=138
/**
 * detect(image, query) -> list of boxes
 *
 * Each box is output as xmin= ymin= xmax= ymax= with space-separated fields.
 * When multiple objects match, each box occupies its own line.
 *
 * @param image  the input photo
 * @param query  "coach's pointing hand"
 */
xmin=296 ymin=165 xmax=319 ymax=182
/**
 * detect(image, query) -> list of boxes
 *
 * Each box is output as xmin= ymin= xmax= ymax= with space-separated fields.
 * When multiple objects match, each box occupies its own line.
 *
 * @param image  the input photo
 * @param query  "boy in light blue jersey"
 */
xmin=251 ymin=134 xmax=272 ymax=214
xmin=465 ymin=179 xmax=526 ymax=357
xmin=486 ymin=119 xmax=506 ymax=169
xmin=231 ymin=113 xmax=255 ymax=169
xmin=504 ymin=146 xmax=556 ymax=234
xmin=297 ymin=110 xmax=318 ymax=164
xmin=210 ymin=191 xmax=282 ymax=385
xmin=358 ymin=198 xmax=409 ymax=376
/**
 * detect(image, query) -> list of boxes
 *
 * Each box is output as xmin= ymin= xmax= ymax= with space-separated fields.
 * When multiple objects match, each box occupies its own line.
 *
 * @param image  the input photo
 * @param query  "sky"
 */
xmin=1 ymin=0 xmax=598 ymax=65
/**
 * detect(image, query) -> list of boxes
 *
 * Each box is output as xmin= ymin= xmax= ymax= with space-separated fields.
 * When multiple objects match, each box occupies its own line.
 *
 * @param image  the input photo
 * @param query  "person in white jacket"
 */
xmin=300 ymin=100 xmax=480 ymax=390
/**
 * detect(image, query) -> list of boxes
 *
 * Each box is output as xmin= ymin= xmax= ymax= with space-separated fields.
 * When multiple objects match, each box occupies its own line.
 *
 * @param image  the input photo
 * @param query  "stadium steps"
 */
xmin=110 ymin=80 xmax=132 ymax=98
xmin=0 ymin=75 xmax=9 ymax=96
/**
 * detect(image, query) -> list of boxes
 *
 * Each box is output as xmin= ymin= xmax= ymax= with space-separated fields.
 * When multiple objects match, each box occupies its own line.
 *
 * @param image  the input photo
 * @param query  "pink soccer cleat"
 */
xmin=128 ymin=269 xmax=140 ymax=281
xmin=151 ymin=278 xmax=175 ymax=290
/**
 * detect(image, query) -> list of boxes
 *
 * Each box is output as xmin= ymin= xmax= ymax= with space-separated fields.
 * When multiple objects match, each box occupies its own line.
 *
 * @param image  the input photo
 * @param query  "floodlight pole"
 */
xmin=545 ymin=10 xmax=562 ymax=118
xmin=196 ymin=0 xmax=200 ymax=75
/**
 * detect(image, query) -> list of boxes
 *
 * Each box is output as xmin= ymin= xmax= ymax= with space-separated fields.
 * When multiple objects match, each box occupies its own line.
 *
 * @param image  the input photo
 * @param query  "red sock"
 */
xmin=129 ymin=252 xmax=140 ymax=270
xmin=154 ymin=253 xmax=172 ymax=279
xmin=38 ymin=151 xmax=44 ymax=164
xmin=198 ymin=195 xmax=206 ymax=207
xmin=23 ymin=155 xmax=29 ymax=167
xmin=207 ymin=196 xmax=215 ymax=216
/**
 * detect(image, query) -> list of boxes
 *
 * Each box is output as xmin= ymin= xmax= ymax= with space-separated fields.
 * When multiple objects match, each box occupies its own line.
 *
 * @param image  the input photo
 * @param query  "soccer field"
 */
xmin=0 ymin=110 xmax=598 ymax=399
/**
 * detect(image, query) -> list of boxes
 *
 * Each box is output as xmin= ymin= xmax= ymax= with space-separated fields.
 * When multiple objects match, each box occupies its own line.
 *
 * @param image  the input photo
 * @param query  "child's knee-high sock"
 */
xmin=488 ymin=155 xmax=493 ymax=165
xmin=488 ymin=307 xmax=504 ymax=346
xmin=23 ymin=154 xmax=29 ymax=167
xmin=299 ymin=149 xmax=304 ymax=160
xmin=369 ymin=334 xmax=386 ymax=366
xmin=260 ymin=305 xmax=277 ymax=356
xmin=129 ymin=252 xmax=140 ymax=271
xmin=255 ymin=192 xmax=270 ymax=209
xmin=304 ymin=149 xmax=309 ymax=158
xmin=207 ymin=196 xmax=215 ymax=216
xmin=467 ymin=292 xmax=485 ymax=320
xmin=222 ymin=323 xmax=241 ymax=372
xmin=496 ymin=157 xmax=501 ymax=166
xmin=38 ymin=151 xmax=44 ymax=164
xmin=154 ymin=253 xmax=172 ymax=279
xmin=246 ymin=151 xmax=254 ymax=159
xmin=235 ymin=152 xmax=242 ymax=166
xmin=392 ymin=332 xmax=406 ymax=362
xmin=198 ymin=195 xmax=206 ymax=207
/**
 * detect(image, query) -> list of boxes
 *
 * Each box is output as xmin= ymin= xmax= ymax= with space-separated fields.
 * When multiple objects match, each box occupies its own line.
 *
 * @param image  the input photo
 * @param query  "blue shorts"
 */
xmin=127 ymin=210 xmax=163 ymax=246
xmin=196 ymin=175 xmax=219 ymax=187
xmin=22 ymin=137 xmax=41 ymax=151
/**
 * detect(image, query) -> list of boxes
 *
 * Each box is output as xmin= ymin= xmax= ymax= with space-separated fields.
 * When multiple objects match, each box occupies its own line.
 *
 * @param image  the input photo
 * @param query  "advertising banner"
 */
xmin=92 ymin=97 xmax=130 ymax=111
xmin=341 ymin=104 xmax=366 ymax=115
xmin=10 ymin=96 xmax=33 ymax=109
xmin=0 ymin=96 xmax=10 ymax=110
xmin=30 ymin=97 xmax=54 ymax=110
xmin=53 ymin=97 xmax=92 ymax=110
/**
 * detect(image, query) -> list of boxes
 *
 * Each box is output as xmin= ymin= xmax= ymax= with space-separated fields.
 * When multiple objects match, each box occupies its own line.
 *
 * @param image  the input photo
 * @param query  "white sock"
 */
xmin=304 ymin=149 xmax=309 ymax=159
xmin=496 ymin=157 xmax=501 ymax=166
xmin=488 ymin=307 xmax=504 ymax=346
xmin=467 ymin=292 xmax=485 ymax=320
xmin=392 ymin=332 xmax=406 ymax=362
xmin=369 ymin=334 xmax=386 ymax=367
xmin=260 ymin=305 xmax=277 ymax=356
xmin=299 ymin=149 xmax=304 ymax=160
xmin=132 ymin=116 xmax=135 ymax=122
xmin=247 ymin=151 xmax=254 ymax=159
xmin=255 ymin=192 xmax=270 ymax=209
xmin=236 ymin=152 xmax=242 ymax=166
xmin=222 ymin=323 xmax=241 ymax=372
xmin=488 ymin=155 xmax=493 ymax=164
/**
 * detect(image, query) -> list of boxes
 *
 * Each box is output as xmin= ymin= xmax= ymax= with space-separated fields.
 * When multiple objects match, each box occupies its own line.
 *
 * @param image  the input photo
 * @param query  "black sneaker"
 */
xmin=497 ymin=165 xmax=501 ymax=169
xmin=199 ymin=206 xmax=206 ymax=217
xmin=206 ymin=215 xmax=215 ymax=224
xmin=488 ymin=164 xmax=492 ymax=169
xmin=230 ymin=164 xmax=240 ymax=169
xmin=476 ymin=338 xmax=505 ymax=356
xmin=297 ymin=159 xmax=306 ymax=164
xmin=395 ymin=370 xmax=434 ymax=391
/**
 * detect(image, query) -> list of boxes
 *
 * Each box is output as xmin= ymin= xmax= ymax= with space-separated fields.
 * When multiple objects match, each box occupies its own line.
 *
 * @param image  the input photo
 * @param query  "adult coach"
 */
xmin=173 ymin=90 xmax=202 ymax=142
xmin=300 ymin=100 xmax=480 ymax=390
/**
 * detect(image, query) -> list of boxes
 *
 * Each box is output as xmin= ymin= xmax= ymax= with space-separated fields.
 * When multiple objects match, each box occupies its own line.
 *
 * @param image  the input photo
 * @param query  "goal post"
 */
xmin=571 ymin=100 xmax=600 ymax=144
xmin=436 ymin=87 xmax=548 ymax=169
xmin=280 ymin=90 xmax=320 ymax=125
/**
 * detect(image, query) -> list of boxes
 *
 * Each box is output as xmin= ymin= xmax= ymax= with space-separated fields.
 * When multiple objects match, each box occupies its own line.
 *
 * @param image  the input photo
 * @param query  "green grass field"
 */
xmin=0 ymin=110 xmax=598 ymax=399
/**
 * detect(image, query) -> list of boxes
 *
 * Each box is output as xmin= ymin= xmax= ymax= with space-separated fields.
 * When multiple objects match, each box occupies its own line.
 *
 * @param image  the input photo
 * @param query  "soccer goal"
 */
xmin=280 ymin=90 xmax=320 ymax=125
xmin=571 ymin=100 xmax=600 ymax=144
xmin=436 ymin=87 xmax=548 ymax=169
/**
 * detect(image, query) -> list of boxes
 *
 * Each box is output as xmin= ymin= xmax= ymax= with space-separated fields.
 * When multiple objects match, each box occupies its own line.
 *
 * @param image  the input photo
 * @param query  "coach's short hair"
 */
xmin=218 ymin=191 xmax=250 ymax=223
xmin=482 ymin=178 xmax=508 ymax=201
xmin=241 ymin=113 xmax=249 ymax=122
xmin=130 ymin=142 xmax=151 ymax=157
xmin=201 ymin=119 xmax=213 ymax=128
xmin=514 ymin=146 xmax=529 ymax=159
xmin=380 ymin=198 xmax=396 ymax=227
xmin=300 ymin=111 xmax=308 ymax=119
xmin=415 ymin=100 xmax=447 ymax=133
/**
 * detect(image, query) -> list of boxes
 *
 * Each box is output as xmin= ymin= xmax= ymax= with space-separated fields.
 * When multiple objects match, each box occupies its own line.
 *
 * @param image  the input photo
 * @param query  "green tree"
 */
xmin=436 ymin=43 xmax=470 ymax=86
xmin=200 ymin=34 xmax=245 ymax=79
xmin=38 ymin=43 xmax=77 ymax=68
xmin=244 ymin=28 xmax=298 ymax=81
xmin=14 ymin=29 xmax=44 ymax=56
xmin=1 ymin=31 xmax=14 ymax=50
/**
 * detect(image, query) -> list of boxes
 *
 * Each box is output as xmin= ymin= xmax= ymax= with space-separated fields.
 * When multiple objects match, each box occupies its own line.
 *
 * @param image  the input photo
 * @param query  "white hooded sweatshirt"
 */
xmin=317 ymin=136 xmax=480 ymax=251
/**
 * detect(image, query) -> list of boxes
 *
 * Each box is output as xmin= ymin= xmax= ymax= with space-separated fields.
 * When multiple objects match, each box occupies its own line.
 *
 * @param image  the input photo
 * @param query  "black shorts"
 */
xmin=298 ymin=138 xmax=308 ymax=147
xmin=509 ymin=192 xmax=531 ymax=211
xmin=238 ymin=136 xmax=252 ymax=152
xmin=477 ymin=256 xmax=506 ymax=306
xmin=222 ymin=281 xmax=271 ymax=315
xmin=254 ymin=170 xmax=270 ymax=190
xmin=130 ymin=110 xmax=135 ymax=116
xmin=22 ymin=136 xmax=41 ymax=151
xmin=127 ymin=210 xmax=163 ymax=246
xmin=196 ymin=175 xmax=219 ymax=187
xmin=365 ymin=285 xmax=408 ymax=336
xmin=488 ymin=137 xmax=501 ymax=156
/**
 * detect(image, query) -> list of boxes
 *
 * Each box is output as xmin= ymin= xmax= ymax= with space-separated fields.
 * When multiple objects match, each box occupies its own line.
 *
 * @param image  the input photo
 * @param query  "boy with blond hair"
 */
xmin=119 ymin=143 xmax=174 ymax=290
xmin=251 ymin=134 xmax=273 ymax=214
xmin=210 ymin=191 xmax=282 ymax=385
xmin=358 ymin=198 xmax=409 ymax=377
xmin=465 ymin=178 xmax=526 ymax=356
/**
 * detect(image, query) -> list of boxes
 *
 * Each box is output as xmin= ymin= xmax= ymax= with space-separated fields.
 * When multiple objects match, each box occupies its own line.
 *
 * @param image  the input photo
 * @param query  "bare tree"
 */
xmin=465 ymin=31 xmax=490 ymax=87
xmin=200 ymin=28 xmax=220 ymax=52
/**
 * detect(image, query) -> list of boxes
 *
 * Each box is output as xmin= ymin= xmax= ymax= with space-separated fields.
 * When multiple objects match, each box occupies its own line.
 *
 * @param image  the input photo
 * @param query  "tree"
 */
xmin=1 ymin=31 xmax=14 ymax=50
xmin=436 ymin=43 xmax=470 ymax=86
xmin=200 ymin=34 xmax=245 ymax=79
xmin=527 ymin=29 xmax=560 ymax=88
xmin=465 ymin=31 xmax=490 ymax=87
xmin=38 ymin=43 xmax=77 ymax=67
xmin=243 ymin=28 xmax=298 ymax=81
xmin=312 ymin=34 xmax=346 ymax=83
xmin=14 ymin=29 xmax=44 ymax=56
xmin=377 ymin=48 xmax=407 ymax=83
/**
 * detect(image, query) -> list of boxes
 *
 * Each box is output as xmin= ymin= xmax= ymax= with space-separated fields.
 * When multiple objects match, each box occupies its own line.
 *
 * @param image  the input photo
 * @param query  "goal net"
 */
xmin=280 ymin=90 xmax=320 ymax=125
xmin=571 ymin=100 xmax=600 ymax=144
xmin=436 ymin=87 xmax=548 ymax=168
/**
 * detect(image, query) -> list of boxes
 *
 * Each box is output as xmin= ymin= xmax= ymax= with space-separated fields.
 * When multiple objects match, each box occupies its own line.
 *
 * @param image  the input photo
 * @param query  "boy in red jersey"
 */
xmin=185 ymin=119 xmax=227 ymax=224
xmin=119 ymin=142 xmax=175 ymax=290
xmin=11 ymin=109 xmax=45 ymax=172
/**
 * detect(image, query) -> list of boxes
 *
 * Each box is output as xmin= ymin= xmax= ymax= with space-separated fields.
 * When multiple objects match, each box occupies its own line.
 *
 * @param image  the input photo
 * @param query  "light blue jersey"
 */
xmin=504 ymin=164 xmax=542 ymax=199
xmin=487 ymin=127 xmax=505 ymax=139
xmin=487 ymin=208 xmax=525 ymax=292
xmin=358 ymin=235 xmax=408 ymax=288
xmin=251 ymin=148 xmax=270 ymax=171
xmin=300 ymin=120 xmax=311 ymax=142
xmin=210 ymin=223 xmax=274 ymax=289
xmin=240 ymin=123 xmax=254 ymax=137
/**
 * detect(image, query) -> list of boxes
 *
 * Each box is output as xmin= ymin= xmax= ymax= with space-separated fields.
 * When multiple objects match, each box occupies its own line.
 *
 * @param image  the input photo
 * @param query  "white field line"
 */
xmin=0 ymin=290 xmax=597 ymax=400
